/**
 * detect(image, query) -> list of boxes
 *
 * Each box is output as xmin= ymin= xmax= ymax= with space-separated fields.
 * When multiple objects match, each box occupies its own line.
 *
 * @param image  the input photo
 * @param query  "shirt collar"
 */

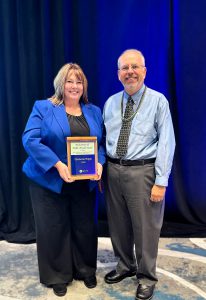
xmin=123 ymin=84 xmax=145 ymax=105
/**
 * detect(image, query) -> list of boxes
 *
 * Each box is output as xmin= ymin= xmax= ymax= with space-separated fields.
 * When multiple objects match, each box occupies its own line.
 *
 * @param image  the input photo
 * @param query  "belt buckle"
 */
xmin=119 ymin=157 xmax=126 ymax=165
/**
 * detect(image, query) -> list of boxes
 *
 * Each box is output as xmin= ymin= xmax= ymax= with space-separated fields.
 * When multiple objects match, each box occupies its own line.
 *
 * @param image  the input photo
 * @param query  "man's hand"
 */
xmin=150 ymin=184 xmax=166 ymax=202
xmin=54 ymin=161 xmax=75 ymax=183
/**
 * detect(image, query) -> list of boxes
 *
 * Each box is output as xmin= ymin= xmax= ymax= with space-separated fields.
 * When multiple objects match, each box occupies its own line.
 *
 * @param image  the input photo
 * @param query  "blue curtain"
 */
xmin=0 ymin=0 xmax=206 ymax=242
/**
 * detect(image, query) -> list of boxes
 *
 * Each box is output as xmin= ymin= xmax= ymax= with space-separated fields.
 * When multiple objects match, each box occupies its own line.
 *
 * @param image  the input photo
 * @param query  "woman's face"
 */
xmin=64 ymin=71 xmax=83 ymax=102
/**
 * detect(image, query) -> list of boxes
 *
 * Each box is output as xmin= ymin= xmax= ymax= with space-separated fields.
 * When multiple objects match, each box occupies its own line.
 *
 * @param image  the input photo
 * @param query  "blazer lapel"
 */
xmin=53 ymin=104 xmax=71 ymax=137
xmin=82 ymin=103 xmax=95 ymax=136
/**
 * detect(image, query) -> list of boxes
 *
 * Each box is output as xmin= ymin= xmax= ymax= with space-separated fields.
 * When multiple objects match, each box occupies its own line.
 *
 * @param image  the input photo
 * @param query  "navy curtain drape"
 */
xmin=0 ymin=0 xmax=206 ymax=242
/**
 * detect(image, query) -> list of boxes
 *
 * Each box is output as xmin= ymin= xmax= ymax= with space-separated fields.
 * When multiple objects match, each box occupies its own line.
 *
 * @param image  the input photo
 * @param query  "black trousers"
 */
xmin=30 ymin=181 xmax=97 ymax=286
xmin=105 ymin=162 xmax=165 ymax=285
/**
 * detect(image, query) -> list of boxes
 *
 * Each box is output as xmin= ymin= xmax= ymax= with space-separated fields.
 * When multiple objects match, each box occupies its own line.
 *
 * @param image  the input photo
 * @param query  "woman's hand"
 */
xmin=95 ymin=163 xmax=103 ymax=181
xmin=54 ymin=161 xmax=75 ymax=183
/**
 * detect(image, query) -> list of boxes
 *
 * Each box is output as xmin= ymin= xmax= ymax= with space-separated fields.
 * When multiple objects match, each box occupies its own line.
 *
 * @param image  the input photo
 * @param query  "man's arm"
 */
xmin=151 ymin=96 xmax=176 ymax=201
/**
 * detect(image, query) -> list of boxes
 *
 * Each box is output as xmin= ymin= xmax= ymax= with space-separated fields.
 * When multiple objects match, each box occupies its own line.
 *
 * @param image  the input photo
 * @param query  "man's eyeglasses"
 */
xmin=66 ymin=80 xmax=83 ymax=86
xmin=118 ymin=64 xmax=145 ymax=72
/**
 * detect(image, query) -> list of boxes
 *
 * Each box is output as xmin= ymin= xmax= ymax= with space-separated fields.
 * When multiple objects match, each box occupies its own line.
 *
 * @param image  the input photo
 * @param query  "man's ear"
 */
xmin=117 ymin=69 xmax=121 ymax=81
xmin=143 ymin=67 xmax=147 ymax=79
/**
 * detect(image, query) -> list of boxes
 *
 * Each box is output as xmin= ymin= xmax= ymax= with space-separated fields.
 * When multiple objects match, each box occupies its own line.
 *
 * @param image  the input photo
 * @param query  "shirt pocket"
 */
xmin=131 ymin=117 xmax=157 ymax=144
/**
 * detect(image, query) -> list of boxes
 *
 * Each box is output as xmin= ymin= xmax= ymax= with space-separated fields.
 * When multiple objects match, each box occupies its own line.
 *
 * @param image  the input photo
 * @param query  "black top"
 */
xmin=66 ymin=113 xmax=90 ymax=136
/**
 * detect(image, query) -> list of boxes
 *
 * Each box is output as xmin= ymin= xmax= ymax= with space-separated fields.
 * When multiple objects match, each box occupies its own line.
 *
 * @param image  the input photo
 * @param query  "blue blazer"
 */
xmin=22 ymin=99 xmax=106 ymax=193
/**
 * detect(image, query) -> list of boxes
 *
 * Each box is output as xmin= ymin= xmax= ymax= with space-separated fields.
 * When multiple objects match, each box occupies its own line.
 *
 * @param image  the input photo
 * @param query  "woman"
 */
xmin=22 ymin=63 xmax=105 ymax=297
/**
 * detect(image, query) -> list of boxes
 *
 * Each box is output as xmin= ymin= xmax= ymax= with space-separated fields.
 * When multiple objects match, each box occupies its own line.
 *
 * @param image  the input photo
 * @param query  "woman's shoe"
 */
xmin=52 ymin=283 xmax=67 ymax=296
xmin=84 ymin=275 xmax=97 ymax=288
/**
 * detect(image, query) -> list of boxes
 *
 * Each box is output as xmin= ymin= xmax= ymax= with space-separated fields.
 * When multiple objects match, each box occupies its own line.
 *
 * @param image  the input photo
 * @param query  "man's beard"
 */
xmin=125 ymin=81 xmax=139 ymax=90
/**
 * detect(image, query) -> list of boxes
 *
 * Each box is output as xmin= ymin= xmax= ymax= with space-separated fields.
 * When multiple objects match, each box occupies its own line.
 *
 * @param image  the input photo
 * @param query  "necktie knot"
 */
xmin=128 ymin=96 xmax=134 ymax=104
xmin=123 ymin=96 xmax=134 ymax=120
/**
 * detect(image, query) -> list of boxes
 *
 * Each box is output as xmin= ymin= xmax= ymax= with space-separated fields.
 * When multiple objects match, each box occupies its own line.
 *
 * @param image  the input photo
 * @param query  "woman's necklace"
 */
xmin=121 ymin=86 xmax=147 ymax=121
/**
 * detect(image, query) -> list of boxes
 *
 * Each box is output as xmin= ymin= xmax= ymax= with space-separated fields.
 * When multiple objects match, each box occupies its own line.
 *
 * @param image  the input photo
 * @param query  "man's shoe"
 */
xmin=104 ymin=269 xmax=136 ymax=284
xmin=135 ymin=284 xmax=155 ymax=300
xmin=84 ymin=275 xmax=97 ymax=288
xmin=52 ymin=284 xmax=67 ymax=297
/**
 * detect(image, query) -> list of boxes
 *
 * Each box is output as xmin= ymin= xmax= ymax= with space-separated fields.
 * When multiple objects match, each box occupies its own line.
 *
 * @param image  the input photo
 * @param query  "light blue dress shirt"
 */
xmin=103 ymin=84 xmax=176 ymax=186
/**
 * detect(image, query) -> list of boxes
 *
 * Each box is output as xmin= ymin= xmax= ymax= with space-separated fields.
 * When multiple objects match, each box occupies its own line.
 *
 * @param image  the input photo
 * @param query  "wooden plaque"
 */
xmin=67 ymin=136 xmax=98 ymax=180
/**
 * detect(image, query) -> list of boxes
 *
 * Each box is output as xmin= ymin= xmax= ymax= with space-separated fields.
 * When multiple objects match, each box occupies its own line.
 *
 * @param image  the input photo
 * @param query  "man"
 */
xmin=103 ymin=49 xmax=175 ymax=300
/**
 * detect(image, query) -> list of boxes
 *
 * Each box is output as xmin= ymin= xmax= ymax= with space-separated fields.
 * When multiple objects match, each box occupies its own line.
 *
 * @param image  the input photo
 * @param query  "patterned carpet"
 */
xmin=0 ymin=238 xmax=206 ymax=300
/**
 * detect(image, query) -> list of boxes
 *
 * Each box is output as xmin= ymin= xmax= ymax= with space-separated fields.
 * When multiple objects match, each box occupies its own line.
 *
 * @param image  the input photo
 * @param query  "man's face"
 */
xmin=118 ymin=52 xmax=147 ymax=95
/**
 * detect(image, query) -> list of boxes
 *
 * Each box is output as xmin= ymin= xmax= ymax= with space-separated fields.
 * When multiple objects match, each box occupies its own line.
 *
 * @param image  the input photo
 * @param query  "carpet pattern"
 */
xmin=0 ymin=238 xmax=206 ymax=300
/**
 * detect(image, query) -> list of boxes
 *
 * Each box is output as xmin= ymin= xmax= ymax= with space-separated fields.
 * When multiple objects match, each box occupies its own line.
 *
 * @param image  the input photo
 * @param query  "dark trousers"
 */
xmin=30 ymin=181 xmax=97 ymax=286
xmin=105 ymin=162 xmax=165 ymax=285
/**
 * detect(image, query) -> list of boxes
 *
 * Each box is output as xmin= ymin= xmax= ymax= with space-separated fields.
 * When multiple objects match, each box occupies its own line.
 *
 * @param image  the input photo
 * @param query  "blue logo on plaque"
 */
xmin=71 ymin=155 xmax=95 ymax=175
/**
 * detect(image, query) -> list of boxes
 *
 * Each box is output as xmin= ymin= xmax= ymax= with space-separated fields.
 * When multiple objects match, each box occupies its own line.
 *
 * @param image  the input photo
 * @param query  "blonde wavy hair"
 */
xmin=50 ymin=63 xmax=88 ymax=105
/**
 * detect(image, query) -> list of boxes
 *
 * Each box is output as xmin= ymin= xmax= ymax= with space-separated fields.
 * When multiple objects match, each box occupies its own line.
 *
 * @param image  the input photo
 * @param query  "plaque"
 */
xmin=67 ymin=136 xmax=98 ymax=180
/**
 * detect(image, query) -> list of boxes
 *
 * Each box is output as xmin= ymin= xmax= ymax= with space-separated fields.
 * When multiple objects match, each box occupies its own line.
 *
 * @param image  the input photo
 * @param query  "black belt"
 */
xmin=107 ymin=157 xmax=156 ymax=166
